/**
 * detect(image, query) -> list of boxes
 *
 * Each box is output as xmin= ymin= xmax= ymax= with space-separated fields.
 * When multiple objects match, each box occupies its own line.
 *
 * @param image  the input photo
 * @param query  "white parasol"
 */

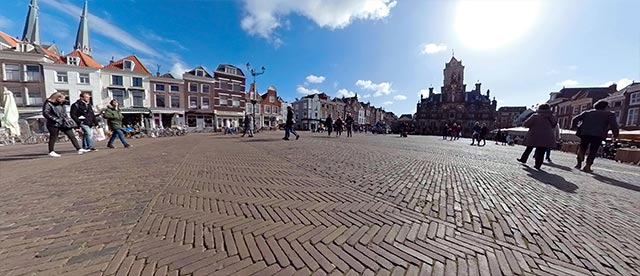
xmin=2 ymin=88 xmax=21 ymax=137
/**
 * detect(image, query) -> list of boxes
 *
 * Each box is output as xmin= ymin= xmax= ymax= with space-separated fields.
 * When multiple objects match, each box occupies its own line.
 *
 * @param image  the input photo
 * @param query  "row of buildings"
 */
xmin=0 ymin=0 xmax=288 ymax=132
xmin=408 ymin=56 xmax=639 ymax=136
xmin=290 ymin=93 xmax=391 ymax=131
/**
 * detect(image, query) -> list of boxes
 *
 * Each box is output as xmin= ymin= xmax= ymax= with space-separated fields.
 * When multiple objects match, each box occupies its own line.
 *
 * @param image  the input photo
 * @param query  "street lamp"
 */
xmin=246 ymin=62 xmax=266 ymax=131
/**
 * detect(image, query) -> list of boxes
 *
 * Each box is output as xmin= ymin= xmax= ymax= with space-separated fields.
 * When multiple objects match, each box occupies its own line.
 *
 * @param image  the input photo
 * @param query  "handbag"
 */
xmin=62 ymin=117 xmax=78 ymax=129
xmin=93 ymin=127 xmax=106 ymax=141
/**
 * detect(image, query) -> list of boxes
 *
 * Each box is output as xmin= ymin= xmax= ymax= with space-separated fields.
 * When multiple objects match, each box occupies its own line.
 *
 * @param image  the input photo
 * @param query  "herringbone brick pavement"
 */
xmin=0 ymin=132 xmax=639 ymax=276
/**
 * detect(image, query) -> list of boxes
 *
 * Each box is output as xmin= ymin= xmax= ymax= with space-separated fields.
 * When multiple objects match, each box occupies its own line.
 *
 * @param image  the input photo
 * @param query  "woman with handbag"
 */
xmin=516 ymin=104 xmax=557 ymax=169
xmin=42 ymin=92 xmax=90 ymax=157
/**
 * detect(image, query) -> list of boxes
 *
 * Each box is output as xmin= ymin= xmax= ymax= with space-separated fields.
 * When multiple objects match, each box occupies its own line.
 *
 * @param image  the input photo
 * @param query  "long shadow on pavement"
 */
xmin=544 ymin=162 xmax=573 ymax=172
xmin=523 ymin=166 xmax=579 ymax=193
xmin=592 ymin=173 xmax=640 ymax=192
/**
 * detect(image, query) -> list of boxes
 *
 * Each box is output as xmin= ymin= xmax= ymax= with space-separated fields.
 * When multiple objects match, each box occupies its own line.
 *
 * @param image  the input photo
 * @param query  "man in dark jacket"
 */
xmin=345 ymin=114 xmax=354 ymax=137
xmin=283 ymin=106 xmax=299 ymax=140
xmin=571 ymin=100 xmax=620 ymax=172
xmin=325 ymin=115 xmax=333 ymax=136
xmin=70 ymin=92 xmax=98 ymax=151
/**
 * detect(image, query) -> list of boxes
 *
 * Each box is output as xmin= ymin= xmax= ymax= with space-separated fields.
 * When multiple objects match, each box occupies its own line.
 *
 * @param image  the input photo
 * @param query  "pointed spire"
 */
xmin=74 ymin=0 xmax=91 ymax=55
xmin=22 ymin=0 xmax=41 ymax=44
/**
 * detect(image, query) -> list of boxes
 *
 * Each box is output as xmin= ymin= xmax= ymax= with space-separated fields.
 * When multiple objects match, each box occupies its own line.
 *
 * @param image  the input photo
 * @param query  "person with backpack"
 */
xmin=70 ymin=92 xmax=98 ymax=151
xmin=42 ymin=92 xmax=89 ymax=157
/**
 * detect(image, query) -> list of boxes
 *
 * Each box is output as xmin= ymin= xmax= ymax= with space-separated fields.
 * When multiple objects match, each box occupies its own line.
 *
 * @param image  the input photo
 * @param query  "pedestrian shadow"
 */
xmin=0 ymin=152 xmax=48 ymax=162
xmin=523 ymin=166 xmax=579 ymax=193
xmin=240 ymin=138 xmax=281 ymax=143
xmin=544 ymin=162 xmax=573 ymax=172
xmin=592 ymin=173 xmax=640 ymax=192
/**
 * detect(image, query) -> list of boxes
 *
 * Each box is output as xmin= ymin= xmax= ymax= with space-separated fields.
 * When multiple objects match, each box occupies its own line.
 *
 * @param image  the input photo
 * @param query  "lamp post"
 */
xmin=246 ymin=63 xmax=266 ymax=131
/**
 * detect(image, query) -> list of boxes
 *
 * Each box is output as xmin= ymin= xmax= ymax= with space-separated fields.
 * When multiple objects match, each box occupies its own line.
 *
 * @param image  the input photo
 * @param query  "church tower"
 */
xmin=74 ymin=0 xmax=91 ymax=55
xmin=22 ymin=0 xmax=41 ymax=44
xmin=442 ymin=56 xmax=465 ymax=102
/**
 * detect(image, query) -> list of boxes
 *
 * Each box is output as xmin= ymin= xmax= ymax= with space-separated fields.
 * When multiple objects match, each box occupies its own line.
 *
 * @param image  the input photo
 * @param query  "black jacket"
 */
xmin=286 ymin=109 xmax=294 ymax=127
xmin=42 ymin=101 xmax=67 ymax=128
xmin=70 ymin=100 xmax=97 ymax=127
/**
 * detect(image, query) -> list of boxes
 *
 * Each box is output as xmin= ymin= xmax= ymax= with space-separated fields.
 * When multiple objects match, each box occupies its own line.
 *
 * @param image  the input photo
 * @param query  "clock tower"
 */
xmin=442 ymin=56 xmax=465 ymax=102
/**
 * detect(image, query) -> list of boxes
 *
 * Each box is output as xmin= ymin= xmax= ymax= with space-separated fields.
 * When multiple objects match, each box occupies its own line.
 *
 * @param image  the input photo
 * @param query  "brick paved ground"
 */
xmin=1 ymin=132 xmax=639 ymax=276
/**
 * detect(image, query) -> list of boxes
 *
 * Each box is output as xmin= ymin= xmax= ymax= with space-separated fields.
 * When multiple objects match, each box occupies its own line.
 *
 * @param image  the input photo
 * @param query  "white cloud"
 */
xmin=141 ymin=29 xmax=188 ymax=51
xmin=355 ymin=80 xmax=392 ymax=97
xmin=0 ymin=16 xmax=12 ymax=29
xmin=557 ymin=79 xmax=578 ymax=87
xmin=41 ymin=0 xmax=161 ymax=57
xmin=336 ymin=89 xmax=356 ymax=97
xmin=546 ymin=69 xmax=560 ymax=75
xmin=603 ymin=78 xmax=633 ymax=91
xmin=240 ymin=0 xmax=397 ymax=41
xmin=421 ymin=43 xmax=447 ymax=54
xmin=305 ymin=75 xmax=326 ymax=84
xmin=170 ymin=62 xmax=189 ymax=79
xmin=297 ymin=86 xmax=322 ymax=95
xmin=393 ymin=95 xmax=407 ymax=100
xmin=362 ymin=94 xmax=371 ymax=99
xmin=382 ymin=101 xmax=393 ymax=105
xmin=567 ymin=65 xmax=578 ymax=70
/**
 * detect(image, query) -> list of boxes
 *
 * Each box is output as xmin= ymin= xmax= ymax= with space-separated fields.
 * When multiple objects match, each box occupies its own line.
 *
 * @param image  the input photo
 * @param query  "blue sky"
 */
xmin=1 ymin=0 xmax=639 ymax=115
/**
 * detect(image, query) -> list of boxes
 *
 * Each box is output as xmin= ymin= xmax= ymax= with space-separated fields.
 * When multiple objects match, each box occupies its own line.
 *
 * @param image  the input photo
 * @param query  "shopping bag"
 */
xmin=93 ymin=127 xmax=106 ymax=141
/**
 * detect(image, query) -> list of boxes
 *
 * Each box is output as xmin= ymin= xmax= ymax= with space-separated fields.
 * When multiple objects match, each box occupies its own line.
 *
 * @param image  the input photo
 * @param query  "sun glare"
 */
xmin=454 ymin=0 xmax=541 ymax=50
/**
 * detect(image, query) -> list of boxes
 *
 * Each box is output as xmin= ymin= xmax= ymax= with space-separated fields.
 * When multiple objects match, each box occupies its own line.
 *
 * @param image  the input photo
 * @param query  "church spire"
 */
xmin=22 ymin=0 xmax=41 ymax=44
xmin=74 ymin=0 xmax=91 ymax=55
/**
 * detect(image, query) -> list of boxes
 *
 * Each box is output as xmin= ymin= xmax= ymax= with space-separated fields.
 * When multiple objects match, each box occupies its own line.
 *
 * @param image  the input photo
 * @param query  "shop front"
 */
xmin=185 ymin=111 xmax=215 ymax=130
xmin=120 ymin=107 xmax=153 ymax=129
xmin=214 ymin=110 xmax=244 ymax=131
xmin=151 ymin=108 xmax=185 ymax=128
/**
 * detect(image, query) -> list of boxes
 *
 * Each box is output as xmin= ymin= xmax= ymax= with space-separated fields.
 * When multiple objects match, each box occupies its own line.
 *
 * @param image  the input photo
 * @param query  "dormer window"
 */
xmin=195 ymin=69 xmax=204 ymax=77
xmin=123 ymin=60 xmax=135 ymax=71
xmin=224 ymin=67 xmax=237 ymax=75
xmin=67 ymin=56 xmax=80 ymax=66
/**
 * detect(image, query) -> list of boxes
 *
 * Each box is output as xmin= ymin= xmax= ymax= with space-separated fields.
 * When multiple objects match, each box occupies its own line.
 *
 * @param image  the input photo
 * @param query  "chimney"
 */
xmin=486 ymin=89 xmax=490 ymax=97
xmin=609 ymin=83 xmax=617 ymax=92
xmin=475 ymin=82 xmax=481 ymax=92
xmin=549 ymin=92 xmax=559 ymax=101
xmin=428 ymin=87 xmax=434 ymax=96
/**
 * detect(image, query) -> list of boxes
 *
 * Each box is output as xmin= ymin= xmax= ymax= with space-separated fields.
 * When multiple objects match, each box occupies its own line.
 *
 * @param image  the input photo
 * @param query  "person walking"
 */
xmin=103 ymin=99 xmax=132 ymax=148
xmin=42 ymin=92 xmax=90 ymax=157
xmin=516 ymin=104 xmax=557 ymax=169
xmin=479 ymin=123 xmax=489 ymax=146
xmin=334 ymin=117 xmax=344 ymax=137
xmin=241 ymin=114 xmax=254 ymax=137
xmin=571 ymin=100 xmax=619 ymax=172
xmin=325 ymin=115 xmax=333 ymax=137
xmin=543 ymin=125 xmax=560 ymax=163
xmin=442 ymin=123 xmax=449 ymax=140
xmin=70 ymin=92 xmax=98 ymax=151
xmin=470 ymin=122 xmax=481 ymax=146
xmin=345 ymin=114 xmax=354 ymax=137
xmin=283 ymin=106 xmax=299 ymax=140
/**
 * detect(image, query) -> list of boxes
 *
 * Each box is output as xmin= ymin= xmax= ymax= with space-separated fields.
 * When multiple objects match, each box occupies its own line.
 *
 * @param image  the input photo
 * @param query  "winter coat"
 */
xmin=70 ymin=100 xmax=98 ymax=127
xmin=325 ymin=117 xmax=333 ymax=129
xmin=103 ymin=106 xmax=124 ymax=130
xmin=571 ymin=109 xmax=620 ymax=139
xmin=345 ymin=116 xmax=354 ymax=128
xmin=42 ymin=101 xmax=69 ymax=128
xmin=334 ymin=119 xmax=344 ymax=130
xmin=285 ymin=109 xmax=294 ymax=127
xmin=523 ymin=109 xmax=557 ymax=148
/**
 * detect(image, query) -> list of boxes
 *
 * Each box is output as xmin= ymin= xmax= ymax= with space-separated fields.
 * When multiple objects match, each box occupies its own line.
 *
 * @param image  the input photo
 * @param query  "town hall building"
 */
xmin=414 ymin=56 xmax=497 ymax=135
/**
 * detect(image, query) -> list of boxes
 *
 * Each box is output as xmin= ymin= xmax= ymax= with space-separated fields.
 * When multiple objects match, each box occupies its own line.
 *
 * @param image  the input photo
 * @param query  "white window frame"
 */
xmin=189 ymin=96 xmax=198 ymax=108
xmin=202 ymin=84 xmax=210 ymax=93
xmin=155 ymin=83 xmax=166 ymax=91
xmin=79 ymin=73 xmax=90 ymax=84
xmin=630 ymin=92 xmax=640 ymax=105
xmin=269 ymin=96 xmax=275 ymax=103
xmin=111 ymin=89 xmax=125 ymax=105
xmin=219 ymin=95 xmax=227 ymax=106
xmin=25 ymin=65 xmax=41 ymax=81
xmin=26 ymin=87 xmax=43 ymax=105
xmin=170 ymin=85 xmax=180 ymax=93
xmin=155 ymin=94 xmax=166 ymax=108
xmin=131 ymin=90 xmax=145 ymax=106
xmin=56 ymin=71 xmax=68 ymax=83
xmin=4 ymin=64 xmax=21 ymax=81
xmin=202 ymin=97 xmax=210 ymax=109
xmin=195 ymin=69 xmax=204 ymax=77
xmin=224 ymin=67 xmax=237 ymax=75
xmin=112 ymin=75 xmax=123 ymax=86
xmin=170 ymin=95 xmax=180 ymax=108
xmin=265 ymin=105 xmax=271 ymax=114
xmin=123 ymin=60 xmax=134 ymax=71
xmin=132 ymin=77 xmax=143 ymax=87
xmin=189 ymin=82 xmax=198 ymax=92
xmin=67 ymin=56 xmax=80 ymax=66
xmin=627 ymin=107 xmax=639 ymax=126
xmin=232 ymin=98 xmax=240 ymax=107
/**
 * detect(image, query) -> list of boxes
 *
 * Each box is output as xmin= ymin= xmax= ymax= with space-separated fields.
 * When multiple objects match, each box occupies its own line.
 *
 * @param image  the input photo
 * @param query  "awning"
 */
xmin=121 ymin=107 xmax=152 ymax=114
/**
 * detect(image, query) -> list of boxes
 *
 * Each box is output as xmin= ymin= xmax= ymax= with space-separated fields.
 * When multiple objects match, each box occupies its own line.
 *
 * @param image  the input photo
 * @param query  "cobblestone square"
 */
xmin=1 ymin=132 xmax=639 ymax=276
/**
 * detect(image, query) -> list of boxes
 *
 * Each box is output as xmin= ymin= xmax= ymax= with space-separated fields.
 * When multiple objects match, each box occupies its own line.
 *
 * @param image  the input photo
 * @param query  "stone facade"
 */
xmin=415 ymin=56 xmax=497 ymax=136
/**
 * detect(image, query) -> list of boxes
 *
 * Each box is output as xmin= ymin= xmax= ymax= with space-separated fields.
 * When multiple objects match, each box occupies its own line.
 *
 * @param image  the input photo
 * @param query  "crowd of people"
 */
xmin=42 ymin=92 xmax=131 ymax=157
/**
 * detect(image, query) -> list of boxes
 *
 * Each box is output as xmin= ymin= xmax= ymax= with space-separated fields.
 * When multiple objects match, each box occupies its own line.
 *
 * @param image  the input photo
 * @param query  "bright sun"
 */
xmin=454 ymin=0 xmax=541 ymax=50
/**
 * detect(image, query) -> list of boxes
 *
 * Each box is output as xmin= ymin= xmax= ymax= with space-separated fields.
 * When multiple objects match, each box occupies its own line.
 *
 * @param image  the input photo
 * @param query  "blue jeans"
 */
xmin=80 ymin=124 xmax=94 ymax=149
xmin=108 ymin=129 xmax=129 ymax=146
xmin=284 ymin=127 xmax=298 ymax=139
